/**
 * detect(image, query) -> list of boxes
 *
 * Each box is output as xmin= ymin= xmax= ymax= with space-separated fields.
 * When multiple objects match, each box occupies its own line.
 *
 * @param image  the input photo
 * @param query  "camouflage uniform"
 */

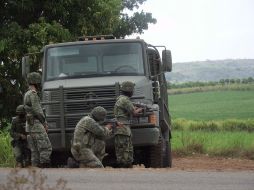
xmin=10 ymin=105 xmax=31 ymax=167
xmin=24 ymin=72 xmax=52 ymax=167
xmin=114 ymin=81 xmax=135 ymax=167
xmin=71 ymin=106 xmax=111 ymax=168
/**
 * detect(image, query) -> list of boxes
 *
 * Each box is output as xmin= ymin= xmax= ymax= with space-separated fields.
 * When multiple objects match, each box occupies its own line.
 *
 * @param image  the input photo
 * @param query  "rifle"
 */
xmin=133 ymin=102 xmax=156 ymax=116
xmin=103 ymin=118 xmax=119 ymax=133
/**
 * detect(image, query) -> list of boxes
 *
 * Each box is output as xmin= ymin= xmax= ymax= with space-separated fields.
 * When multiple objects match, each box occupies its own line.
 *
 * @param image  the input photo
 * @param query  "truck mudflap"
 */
xmin=131 ymin=126 xmax=160 ymax=146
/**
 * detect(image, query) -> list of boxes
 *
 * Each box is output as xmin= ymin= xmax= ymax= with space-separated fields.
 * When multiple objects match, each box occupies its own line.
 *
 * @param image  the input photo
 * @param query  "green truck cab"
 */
xmin=22 ymin=36 xmax=172 ymax=167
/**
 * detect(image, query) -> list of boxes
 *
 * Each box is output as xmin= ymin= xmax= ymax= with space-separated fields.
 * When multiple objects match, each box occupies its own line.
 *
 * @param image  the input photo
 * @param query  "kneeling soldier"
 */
xmin=71 ymin=106 xmax=112 ymax=168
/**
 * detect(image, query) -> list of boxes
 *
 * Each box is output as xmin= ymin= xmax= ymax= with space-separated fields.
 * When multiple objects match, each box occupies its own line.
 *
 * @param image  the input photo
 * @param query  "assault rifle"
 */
xmin=103 ymin=118 xmax=119 ymax=133
xmin=133 ymin=102 xmax=156 ymax=116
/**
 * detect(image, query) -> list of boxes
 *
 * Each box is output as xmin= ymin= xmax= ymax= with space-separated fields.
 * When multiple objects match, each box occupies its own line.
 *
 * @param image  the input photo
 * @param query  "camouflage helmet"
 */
xmin=16 ymin=105 xmax=25 ymax=114
xmin=27 ymin=72 xmax=41 ymax=84
xmin=91 ymin=106 xmax=107 ymax=121
xmin=121 ymin=81 xmax=135 ymax=92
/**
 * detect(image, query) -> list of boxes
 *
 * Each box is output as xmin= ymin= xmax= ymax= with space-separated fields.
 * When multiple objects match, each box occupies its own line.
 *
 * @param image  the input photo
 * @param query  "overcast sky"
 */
xmin=129 ymin=0 xmax=254 ymax=63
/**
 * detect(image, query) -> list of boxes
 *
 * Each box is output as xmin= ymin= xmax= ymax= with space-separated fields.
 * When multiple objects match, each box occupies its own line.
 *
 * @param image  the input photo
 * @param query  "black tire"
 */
xmin=144 ymin=138 xmax=163 ymax=168
xmin=163 ymin=139 xmax=172 ymax=167
xmin=51 ymin=151 xmax=71 ymax=167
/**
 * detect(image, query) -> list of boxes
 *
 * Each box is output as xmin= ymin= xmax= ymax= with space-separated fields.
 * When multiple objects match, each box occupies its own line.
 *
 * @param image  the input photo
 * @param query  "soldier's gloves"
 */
xmin=134 ymin=107 xmax=143 ymax=116
xmin=116 ymin=121 xmax=124 ymax=128
xmin=105 ymin=124 xmax=112 ymax=130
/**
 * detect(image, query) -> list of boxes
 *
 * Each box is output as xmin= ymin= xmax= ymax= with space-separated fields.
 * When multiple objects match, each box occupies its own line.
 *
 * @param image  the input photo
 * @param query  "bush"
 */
xmin=0 ymin=129 xmax=15 ymax=167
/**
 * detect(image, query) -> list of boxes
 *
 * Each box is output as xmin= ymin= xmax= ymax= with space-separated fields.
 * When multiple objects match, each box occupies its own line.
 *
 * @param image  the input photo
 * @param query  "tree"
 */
xmin=247 ymin=77 xmax=254 ymax=83
xmin=229 ymin=79 xmax=235 ymax=84
xmin=219 ymin=79 xmax=225 ymax=85
xmin=0 ymin=0 xmax=156 ymax=122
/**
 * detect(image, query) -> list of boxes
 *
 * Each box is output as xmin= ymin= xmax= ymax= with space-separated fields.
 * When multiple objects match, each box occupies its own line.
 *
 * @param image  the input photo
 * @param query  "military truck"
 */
xmin=22 ymin=35 xmax=172 ymax=167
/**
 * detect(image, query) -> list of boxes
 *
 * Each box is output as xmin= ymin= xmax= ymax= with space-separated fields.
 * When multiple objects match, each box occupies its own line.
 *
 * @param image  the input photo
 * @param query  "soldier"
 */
xmin=71 ymin=106 xmax=112 ymax=168
xmin=114 ymin=81 xmax=142 ymax=168
xmin=23 ymin=72 xmax=52 ymax=168
xmin=10 ymin=105 xmax=31 ymax=167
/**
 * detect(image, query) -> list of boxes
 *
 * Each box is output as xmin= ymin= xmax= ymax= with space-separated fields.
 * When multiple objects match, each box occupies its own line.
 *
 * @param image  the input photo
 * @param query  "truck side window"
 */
xmin=147 ymin=48 xmax=160 ymax=76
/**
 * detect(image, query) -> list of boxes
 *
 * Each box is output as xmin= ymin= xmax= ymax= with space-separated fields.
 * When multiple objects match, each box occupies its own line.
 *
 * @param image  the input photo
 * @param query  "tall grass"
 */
xmin=0 ymin=129 xmax=15 ymax=167
xmin=172 ymin=130 xmax=254 ymax=159
xmin=172 ymin=119 xmax=254 ymax=132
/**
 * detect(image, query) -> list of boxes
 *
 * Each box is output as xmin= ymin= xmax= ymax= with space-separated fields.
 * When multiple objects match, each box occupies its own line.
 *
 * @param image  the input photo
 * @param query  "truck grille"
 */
xmin=64 ymin=86 xmax=117 ymax=114
xmin=43 ymin=85 xmax=118 ymax=128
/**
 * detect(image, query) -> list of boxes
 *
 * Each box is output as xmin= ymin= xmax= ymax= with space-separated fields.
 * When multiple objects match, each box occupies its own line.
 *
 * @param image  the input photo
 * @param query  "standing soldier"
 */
xmin=10 ymin=105 xmax=31 ymax=167
xmin=23 ymin=72 xmax=52 ymax=168
xmin=114 ymin=81 xmax=142 ymax=168
xmin=71 ymin=106 xmax=112 ymax=168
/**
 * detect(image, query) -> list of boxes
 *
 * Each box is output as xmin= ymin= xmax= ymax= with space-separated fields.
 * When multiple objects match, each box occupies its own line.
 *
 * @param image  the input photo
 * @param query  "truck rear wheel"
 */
xmin=163 ymin=139 xmax=172 ymax=167
xmin=144 ymin=138 xmax=163 ymax=168
xmin=144 ymin=137 xmax=172 ymax=168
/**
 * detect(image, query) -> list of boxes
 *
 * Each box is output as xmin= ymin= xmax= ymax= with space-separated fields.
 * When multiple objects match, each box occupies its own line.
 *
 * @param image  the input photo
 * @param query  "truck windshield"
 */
xmin=45 ymin=42 xmax=144 ymax=81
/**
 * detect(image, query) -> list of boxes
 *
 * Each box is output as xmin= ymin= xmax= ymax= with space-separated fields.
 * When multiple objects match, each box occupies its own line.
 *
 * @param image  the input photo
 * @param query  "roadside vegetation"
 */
xmin=0 ymin=126 xmax=15 ymax=167
xmin=169 ymin=87 xmax=254 ymax=160
xmin=172 ymin=130 xmax=254 ymax=160
xmin=171 ymin=119 xmax=254 ymax=159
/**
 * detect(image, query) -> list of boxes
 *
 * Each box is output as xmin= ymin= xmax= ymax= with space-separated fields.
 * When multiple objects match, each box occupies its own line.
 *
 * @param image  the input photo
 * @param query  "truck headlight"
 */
xmin=148 ymin=113 xmax=157 ymax=125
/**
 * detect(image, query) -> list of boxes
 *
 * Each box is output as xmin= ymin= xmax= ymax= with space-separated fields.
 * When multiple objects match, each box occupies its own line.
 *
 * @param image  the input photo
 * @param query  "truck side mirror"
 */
xmin=22 ymin=56 xmax=30 ymax=78
xmin=162 ymin=50 xmax=172 ymax=72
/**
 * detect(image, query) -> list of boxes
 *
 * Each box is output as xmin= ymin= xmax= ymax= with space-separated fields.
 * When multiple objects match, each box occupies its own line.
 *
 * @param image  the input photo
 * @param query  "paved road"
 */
xmin=0 ymin=168 xmax=253 ymax=190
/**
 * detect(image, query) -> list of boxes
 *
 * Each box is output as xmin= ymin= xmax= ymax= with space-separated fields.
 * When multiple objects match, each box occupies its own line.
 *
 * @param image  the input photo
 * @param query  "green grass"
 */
xmin=169 ymin=90 xmax=254 ymax=159
xmin=172 ymin=130 xmax=254 ymax=159
xmin=172 ymin=119 xmax=254 ymax=132
xmin=169 ymin=90 xmax=254 ymax=120
xmin=0 ymin=130 xmax=15 ymax=167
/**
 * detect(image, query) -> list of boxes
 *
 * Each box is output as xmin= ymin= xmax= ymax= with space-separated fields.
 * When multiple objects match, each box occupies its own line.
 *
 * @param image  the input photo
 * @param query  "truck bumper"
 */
xmin=49 ymin=126 xmax=160 ymax=151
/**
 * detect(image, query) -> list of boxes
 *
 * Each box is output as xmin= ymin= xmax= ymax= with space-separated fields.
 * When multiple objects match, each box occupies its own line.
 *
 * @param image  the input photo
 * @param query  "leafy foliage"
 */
xmin=0 ymin=0 xmax=156 ymax=123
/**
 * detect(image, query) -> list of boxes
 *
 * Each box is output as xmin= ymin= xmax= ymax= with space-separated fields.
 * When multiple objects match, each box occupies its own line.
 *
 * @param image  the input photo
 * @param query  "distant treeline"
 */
xmin=168 ymin=77 xmax=254 ymax=89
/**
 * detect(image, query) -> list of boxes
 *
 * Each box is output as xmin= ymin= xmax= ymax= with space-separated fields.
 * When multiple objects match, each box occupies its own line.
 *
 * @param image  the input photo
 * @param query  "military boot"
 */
xmin=24 ymin=160 xmax=31 ymax=168
xmin=16 ymin=162 xmax=23 ymax=168
xmin=67 ymin=157 xmax=79 ymax=168
xmin=39 ymin=162 xmax=51 ymax=168
xmin=116 ymin=162 xmax=133 ymax=168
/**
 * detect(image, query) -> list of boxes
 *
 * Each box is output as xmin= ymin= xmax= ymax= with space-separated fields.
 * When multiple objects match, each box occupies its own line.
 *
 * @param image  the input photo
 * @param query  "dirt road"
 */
xmin=173 ymin=155 xmax=254 ymax=171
